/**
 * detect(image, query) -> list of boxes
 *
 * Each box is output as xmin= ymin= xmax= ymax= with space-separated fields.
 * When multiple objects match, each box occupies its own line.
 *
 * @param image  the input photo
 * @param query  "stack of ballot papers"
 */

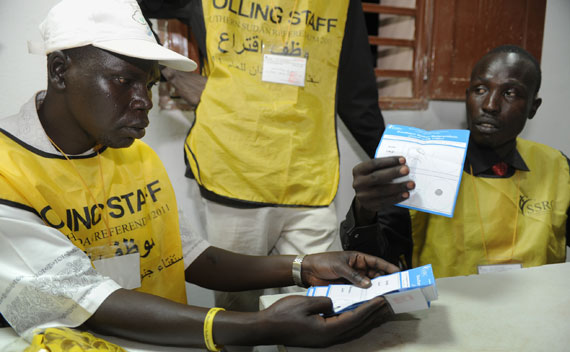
xmin=306 ymin=264 xmax=438 ymax=314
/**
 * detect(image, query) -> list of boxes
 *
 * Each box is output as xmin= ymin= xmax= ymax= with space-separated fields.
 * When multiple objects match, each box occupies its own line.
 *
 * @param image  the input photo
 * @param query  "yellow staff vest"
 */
xmin=410 ymin=138 xmax=570 ymax=278
xmin=186 ymin=0 xmax=350 ymax=206
xmin=0 ymin=132 xmax=187 ymax=304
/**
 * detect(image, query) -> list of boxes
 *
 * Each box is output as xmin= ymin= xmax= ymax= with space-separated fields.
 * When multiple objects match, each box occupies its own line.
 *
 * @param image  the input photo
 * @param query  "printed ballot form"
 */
xmin=376 ymin=124 xmax=470 ymax=217
xmin=307 ymin=264 xmax=438 ymax=315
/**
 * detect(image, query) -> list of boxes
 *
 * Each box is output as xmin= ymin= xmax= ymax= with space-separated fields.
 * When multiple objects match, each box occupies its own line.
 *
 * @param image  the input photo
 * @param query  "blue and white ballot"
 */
xmin=376 ymin=124 xmax=470 ymax=217
xmin=307 ymin=264 xmax=438 ymax=315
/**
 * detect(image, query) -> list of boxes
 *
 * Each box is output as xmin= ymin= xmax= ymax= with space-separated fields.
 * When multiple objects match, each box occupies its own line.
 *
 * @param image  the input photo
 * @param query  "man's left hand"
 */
xmin=301 ymin=251 xmax=399 ymax=288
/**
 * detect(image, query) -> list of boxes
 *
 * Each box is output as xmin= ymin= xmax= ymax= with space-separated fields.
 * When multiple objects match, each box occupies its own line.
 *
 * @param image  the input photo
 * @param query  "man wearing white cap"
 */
xmin=0 ymin=0 xmax=397 ymax=349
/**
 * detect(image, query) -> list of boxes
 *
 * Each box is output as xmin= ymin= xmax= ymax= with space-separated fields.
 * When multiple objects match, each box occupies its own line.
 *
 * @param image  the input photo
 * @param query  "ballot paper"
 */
xmin=376 ymin=124 xmax=470 ymax=217
xmin=306 ymin=264 xmax=438 ymax=315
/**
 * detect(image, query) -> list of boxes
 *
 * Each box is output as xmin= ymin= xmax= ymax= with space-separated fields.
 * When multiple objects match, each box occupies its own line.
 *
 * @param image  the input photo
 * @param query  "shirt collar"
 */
xmin=464 ymin=138 xmax=529 ymax=175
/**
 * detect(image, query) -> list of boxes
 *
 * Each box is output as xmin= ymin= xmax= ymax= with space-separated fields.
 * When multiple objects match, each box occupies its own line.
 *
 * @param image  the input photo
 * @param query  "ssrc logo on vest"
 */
xmin=519 ymin=195 xmax=554 ymax=216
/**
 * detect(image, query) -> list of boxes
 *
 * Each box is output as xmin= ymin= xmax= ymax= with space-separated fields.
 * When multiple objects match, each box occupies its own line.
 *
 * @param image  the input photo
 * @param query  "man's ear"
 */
xmin=528 ymin=96 xmax=542 ymax=120
xmin=46 ymin=51 xmax=69 ymax=91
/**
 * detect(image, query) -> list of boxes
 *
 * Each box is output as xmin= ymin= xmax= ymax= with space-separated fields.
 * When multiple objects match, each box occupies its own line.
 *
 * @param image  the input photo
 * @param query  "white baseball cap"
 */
xmin=28 ymin=0 xmax=197 ymax=72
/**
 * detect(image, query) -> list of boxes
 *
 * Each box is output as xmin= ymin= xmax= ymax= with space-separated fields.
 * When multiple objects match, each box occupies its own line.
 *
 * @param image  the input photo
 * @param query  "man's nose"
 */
xmin=130 ymin=83 xmax=153 ymax=111
xmin=482 ymin=90 xmax=500 ymax=114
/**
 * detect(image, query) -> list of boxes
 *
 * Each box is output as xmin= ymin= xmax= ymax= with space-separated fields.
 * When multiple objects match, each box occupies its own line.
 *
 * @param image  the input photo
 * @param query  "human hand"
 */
xmin=259 ymin=295 xmax=393 ymax=347
xmin=352 ymin=156 xmax=415 ymax=223
xmin=161 ymin=67 xmax=207 ymax=109
xmin=301 ymin=251 xmax=399 ymax=288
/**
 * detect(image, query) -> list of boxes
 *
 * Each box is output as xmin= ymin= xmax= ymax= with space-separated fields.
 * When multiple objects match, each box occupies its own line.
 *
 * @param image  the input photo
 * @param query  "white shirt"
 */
xmin=0 ymin=93 xmax=209 ymax=340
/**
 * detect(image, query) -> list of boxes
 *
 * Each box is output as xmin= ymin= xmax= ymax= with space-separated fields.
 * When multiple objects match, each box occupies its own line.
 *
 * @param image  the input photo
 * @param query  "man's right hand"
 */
xmin=258 ymin=295 xmax=392 ymax=348
xmin=352 ymin=156 xmax=415 ymax=224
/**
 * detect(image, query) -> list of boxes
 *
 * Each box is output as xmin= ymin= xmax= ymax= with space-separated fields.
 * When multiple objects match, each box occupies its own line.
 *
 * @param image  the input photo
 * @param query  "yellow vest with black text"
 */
xmin=411 ymin=138 xmax=570 ymax=278
xmin=0 ymin=132 xmax=187 ymax=304
xmin=185 ymin=0 xmax=350 ymax=206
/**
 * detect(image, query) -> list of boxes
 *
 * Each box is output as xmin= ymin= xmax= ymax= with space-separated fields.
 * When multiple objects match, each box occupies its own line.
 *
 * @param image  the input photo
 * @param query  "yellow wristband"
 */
xmin=204 ymin=307 xmax=225 ymax=352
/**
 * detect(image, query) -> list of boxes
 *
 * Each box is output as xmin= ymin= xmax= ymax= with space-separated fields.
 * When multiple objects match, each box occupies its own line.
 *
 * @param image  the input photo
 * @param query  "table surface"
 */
xmin=2 ymin=263 xmax=568 ymax=352
xmin=260 ymin=262 xmax=570 ymax=352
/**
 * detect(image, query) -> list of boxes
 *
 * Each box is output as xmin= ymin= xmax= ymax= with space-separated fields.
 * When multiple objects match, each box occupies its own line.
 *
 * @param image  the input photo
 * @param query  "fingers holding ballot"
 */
xmin=261 ymin=294 xmax=393 ymax=348
xmin=301 ymin=251 xmax=400 ymax=288
xmin=257 ymin=251 xmax=398 ymax=347
xmin=352 ymin=156 xmax=415 ymax=222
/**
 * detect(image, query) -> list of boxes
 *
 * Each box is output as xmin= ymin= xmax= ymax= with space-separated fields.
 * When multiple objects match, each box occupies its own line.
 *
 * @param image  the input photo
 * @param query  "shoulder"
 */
xmin=517 ymin=138 xmax=570 ymax=177
xmin=0 ymin=93 xmax=56 ymax=154
xmin=517 ymin=138 xmax=567 ymax=160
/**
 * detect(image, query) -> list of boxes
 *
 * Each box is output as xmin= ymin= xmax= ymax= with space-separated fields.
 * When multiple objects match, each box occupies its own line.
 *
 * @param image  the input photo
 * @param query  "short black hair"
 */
xmin=484 ymin=45 xmax=542 ymax=93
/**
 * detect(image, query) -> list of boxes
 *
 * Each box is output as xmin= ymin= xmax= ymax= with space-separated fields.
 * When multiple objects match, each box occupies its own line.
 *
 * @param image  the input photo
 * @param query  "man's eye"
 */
xmin=116 ymin=77 xmax=129 ymax=85
xmin=472 ymin=87 xmax=486 ymax=94
xmin=505 ymin=90 xmax=517 ymax=98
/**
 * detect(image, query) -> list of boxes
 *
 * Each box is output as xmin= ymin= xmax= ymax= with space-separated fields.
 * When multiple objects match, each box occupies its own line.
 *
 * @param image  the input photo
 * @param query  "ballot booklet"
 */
xmin=306 ymin=264 xmax=438 ymax=315
xmin=376 ymin=124 xmax=470 ymax=217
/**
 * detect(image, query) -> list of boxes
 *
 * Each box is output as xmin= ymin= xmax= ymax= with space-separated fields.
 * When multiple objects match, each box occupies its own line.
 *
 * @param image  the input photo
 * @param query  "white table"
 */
xmin=3 ymin=263 xmax=568 ymax=351
xmin=260 ymin=262 xmax=570 ymax=352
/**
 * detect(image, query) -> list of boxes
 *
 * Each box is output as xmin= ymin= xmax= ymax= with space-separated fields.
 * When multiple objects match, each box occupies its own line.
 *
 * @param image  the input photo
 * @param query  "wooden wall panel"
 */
xmin=429 ymin=0 xmax=546 ymax=100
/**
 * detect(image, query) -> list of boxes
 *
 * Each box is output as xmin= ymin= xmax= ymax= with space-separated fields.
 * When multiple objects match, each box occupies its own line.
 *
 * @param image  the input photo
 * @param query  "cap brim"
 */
xmin=94 ymin=39 xmax=197 ymax=72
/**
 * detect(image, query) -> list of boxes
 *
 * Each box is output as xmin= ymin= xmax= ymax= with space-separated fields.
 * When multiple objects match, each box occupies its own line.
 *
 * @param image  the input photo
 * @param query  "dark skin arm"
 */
xmin=85 ymin=247 xmax=399 ymax=348
xmin=186 ymin=246 xmax=395 ymax=290
xmin=352 ymin=156 xmax=415 ymax=225
xmin=161 ymin=67 xmax=207 ymax=110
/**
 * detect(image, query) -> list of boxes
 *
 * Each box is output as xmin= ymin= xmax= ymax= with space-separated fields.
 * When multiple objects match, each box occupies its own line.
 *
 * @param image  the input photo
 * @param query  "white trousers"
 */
xmin=186 ymin=179 xmax=340 ymax=312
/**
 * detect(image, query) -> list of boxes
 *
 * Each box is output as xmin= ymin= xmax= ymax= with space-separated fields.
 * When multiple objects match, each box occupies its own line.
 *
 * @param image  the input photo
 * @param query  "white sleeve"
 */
xmin=178 ymin=208 xmax=210 ymax=270
xmin=0 ymin=205 xmax=121 ymax=341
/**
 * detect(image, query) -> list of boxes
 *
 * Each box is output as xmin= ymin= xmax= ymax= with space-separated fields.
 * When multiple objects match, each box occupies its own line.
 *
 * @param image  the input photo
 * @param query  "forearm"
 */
xmin=341 ymin=202 xmax=412 ymax=267
xmin=85 ymin=288 xmax=279 ymax=347
xmin=85 ymin=289 xmax=206 ymax=346
xmin=376 ymin=207 xmax=413 ymax=267
xmin=340 ymin=201 xmax=381 ymax=254
xmin=354 ymin=197 xmax=378 ymax=225
xmin=186 ymin=246 xmax=296 ymax=291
